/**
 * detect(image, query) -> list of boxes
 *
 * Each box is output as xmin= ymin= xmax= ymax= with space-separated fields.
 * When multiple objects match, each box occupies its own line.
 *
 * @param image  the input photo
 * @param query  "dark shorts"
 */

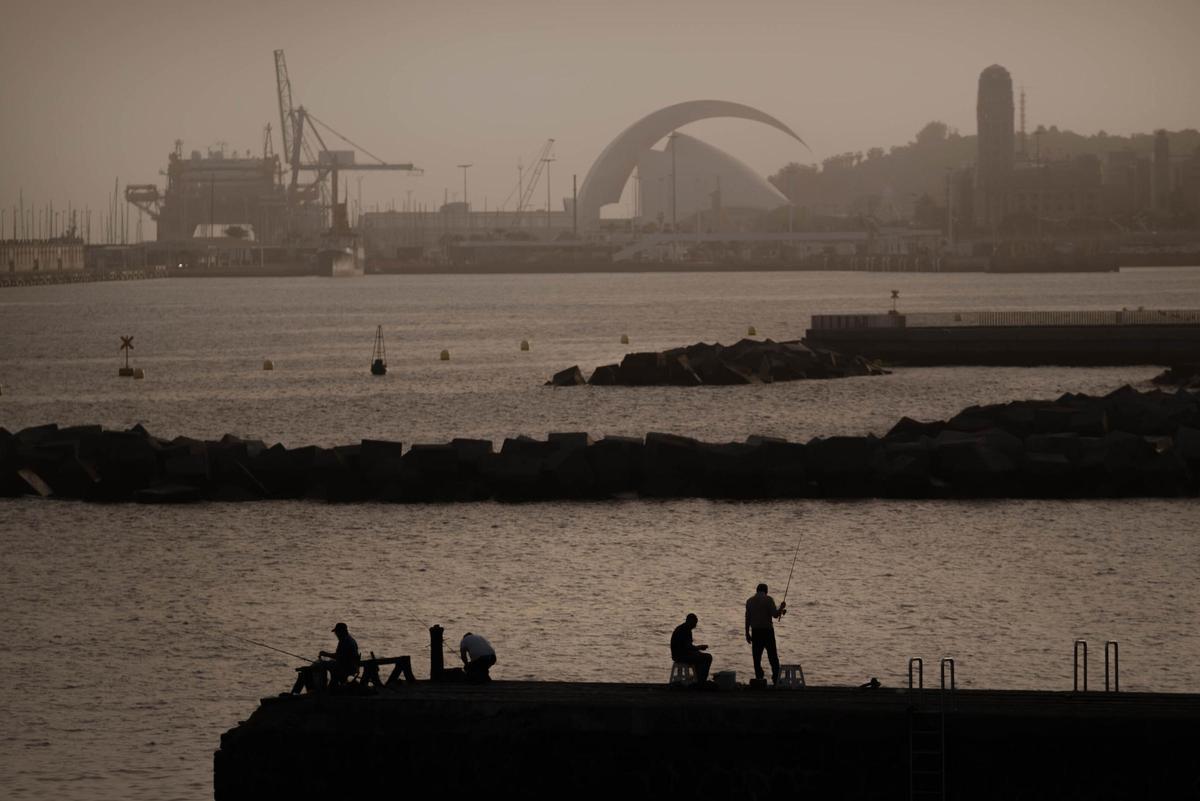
xmin=465 ymin=653 xmax=496 ymax=681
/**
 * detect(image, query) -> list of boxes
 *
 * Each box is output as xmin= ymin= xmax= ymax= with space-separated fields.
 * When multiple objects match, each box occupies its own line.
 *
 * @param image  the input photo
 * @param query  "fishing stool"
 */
xmin=778 ymin=663 xmax=806 ymax=689
xmin=669 ymin=661 xmax=698 ymax=687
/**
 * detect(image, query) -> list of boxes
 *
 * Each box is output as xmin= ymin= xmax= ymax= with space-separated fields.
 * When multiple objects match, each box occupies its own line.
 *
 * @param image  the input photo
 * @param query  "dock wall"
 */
xmin=806 ymin=324 xmax=1200 ymax=366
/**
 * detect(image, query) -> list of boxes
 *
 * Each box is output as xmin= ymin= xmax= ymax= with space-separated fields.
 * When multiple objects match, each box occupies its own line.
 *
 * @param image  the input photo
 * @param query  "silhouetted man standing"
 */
xmin=319 ymin=622 xmax=361 ymax=687
xmin=670 ymin=613 xmax=712 ymax=682
xmin=745 ymin=583 xmax=786 ymax=684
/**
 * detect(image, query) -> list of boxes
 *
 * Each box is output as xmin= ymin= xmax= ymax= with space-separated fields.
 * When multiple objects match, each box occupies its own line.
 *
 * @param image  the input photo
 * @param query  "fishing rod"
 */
xmin=780 ymin=529 xmax=804 ymax=611
xmin=230 ymin=633 xmax=314 ymax=664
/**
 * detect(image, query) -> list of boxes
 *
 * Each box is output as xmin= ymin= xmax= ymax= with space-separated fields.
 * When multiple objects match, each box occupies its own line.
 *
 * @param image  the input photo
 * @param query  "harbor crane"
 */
xmin=274 ymin=49 xmax=421 ymax=231
xmin=124 ymin=51 xmax=421 ymax=240
xmin=511 ymin=138 xmax=555 ymax=228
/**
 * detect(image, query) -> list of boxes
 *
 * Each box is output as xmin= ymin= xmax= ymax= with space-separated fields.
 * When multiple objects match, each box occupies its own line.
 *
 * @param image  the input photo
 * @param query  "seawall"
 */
xmin=805 ymin=323 xmax=1200 ymax=366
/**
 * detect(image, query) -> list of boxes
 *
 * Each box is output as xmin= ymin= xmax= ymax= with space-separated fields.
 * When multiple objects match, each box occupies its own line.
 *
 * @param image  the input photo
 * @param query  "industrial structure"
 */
xmin=125 ymin=142 xmax=300 ymax=244
xmin=123 ymin=50 xmax=418 ymax=271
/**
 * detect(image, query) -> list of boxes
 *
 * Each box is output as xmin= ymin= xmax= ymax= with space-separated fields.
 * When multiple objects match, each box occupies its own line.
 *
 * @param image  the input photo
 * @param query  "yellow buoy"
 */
xmin=133 ymin=368 xmax=145 ymax=380
xmin=440 ymin=349 xmax=450 ymax=361
xmin=262 ymin=359 xmax=274 ymax=371
xmin=620 ymin=334 xmax=629 ymax=345
xmin=520 ymin=340 xmax=530 ymax=352
xmin=747 ymin=325 xmax=757 ymax=336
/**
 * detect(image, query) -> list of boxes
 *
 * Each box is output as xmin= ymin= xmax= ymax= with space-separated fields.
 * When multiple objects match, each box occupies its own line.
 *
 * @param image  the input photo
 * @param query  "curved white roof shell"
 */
xmin=637 ymin=133 xmax=788 ymax=223
xmin=577 ymin=100 xmax=805 ymax=224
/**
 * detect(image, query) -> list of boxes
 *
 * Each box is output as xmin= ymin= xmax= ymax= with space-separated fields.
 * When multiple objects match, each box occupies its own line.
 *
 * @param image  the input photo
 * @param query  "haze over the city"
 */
xmin=3 ymin=0 xmax=1199 ymax=224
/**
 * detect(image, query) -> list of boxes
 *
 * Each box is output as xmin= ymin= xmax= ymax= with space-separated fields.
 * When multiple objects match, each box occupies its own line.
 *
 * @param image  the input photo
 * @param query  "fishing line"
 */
xmin=228 ymin=633 xmax=315 ymax=664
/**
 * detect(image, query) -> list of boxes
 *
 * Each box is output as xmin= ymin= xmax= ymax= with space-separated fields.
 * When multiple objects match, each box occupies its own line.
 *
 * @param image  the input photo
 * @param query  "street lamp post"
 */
xmin=457 ymin=163 xmax=472 ymax=229
xmin=669 ymin=131 xmax=678 ymax=232
xmin=668 ymin=131 xmax=679 ymax=260
xmin=542 ymin=157 xmax=556 ymax=229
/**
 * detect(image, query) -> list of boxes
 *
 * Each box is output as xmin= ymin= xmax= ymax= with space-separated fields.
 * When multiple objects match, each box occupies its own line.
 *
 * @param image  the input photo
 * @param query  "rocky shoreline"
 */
xmin=1153 ymin=362 xmax=1200 ymax=390
xmin=3 ymin=385 xmax=1199 ymax=503
xmin=547 ymin=338 xmax=887 ymax=386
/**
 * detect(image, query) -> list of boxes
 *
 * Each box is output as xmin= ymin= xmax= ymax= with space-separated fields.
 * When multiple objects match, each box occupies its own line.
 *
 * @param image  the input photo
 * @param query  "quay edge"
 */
xmin=214 ymin=680 xmax=1200 ymax=800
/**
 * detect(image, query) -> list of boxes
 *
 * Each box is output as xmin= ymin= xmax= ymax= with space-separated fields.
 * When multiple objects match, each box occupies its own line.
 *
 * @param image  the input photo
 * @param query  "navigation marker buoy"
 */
xmin=263 ymin=360 xmax=274 ymax=371
xmin=119 ymin=335 xmax=135 ymax=377
xmin=747 ymin=325 xmax=757 ymax=336
xmin=620 ymin=334 xmax=629 ymax=345
xmin=520 ymin=340 xmax=530 ymax=351
xmin=440 ymin=349 xmax=450 ymax=361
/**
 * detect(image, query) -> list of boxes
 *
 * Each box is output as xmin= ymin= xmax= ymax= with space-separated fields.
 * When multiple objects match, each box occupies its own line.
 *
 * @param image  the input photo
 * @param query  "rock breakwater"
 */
xmin=4 ymin=386 xmax=1199 ymax=503
xmin=547 ymin=338 xmax=887 ymax=386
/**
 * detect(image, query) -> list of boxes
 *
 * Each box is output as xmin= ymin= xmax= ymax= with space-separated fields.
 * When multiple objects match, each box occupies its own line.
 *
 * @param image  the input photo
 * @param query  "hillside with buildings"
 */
xmin=768 ymin=116 xmax=1200 ymax=233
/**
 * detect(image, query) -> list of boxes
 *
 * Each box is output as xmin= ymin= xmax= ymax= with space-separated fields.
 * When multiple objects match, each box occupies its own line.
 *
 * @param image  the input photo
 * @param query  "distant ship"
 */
xmin=317 ymin=241 xmax=364 ymax=277
xmin=318 ymin=195 xmax=365 ymax=277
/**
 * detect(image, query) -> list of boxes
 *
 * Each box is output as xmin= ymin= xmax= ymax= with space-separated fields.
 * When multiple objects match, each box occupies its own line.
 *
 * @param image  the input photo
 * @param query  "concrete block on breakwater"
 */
xmin=4 ymin=386 xmax=1200 ymax=503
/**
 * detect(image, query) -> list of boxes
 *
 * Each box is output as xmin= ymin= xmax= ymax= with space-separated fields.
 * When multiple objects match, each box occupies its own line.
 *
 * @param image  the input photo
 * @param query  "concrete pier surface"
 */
xmin=215 ymin=680 xmax=1200 ymax=799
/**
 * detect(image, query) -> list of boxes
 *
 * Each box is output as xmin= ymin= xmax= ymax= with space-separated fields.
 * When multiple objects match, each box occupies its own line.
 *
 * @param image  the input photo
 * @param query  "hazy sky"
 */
xmin=3 ymin=0 xmax=1199 ymax=232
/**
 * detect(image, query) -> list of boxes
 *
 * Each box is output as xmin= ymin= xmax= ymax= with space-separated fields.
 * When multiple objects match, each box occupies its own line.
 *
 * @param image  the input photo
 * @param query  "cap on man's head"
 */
xmin=332 ymin=622 xmax=348 ymax=633
xmin=757 ymin=583 xmax=768 ymax=593
xmin=685 ymin=613 xmax=698 ymax=624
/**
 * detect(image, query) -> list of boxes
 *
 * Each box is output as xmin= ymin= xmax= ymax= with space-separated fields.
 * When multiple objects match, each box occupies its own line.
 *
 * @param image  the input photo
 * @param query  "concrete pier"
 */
xmin=806 ymin=311 xmax=1200 ymax=366
xmin=214 ymin=680 xmax=1200 ymax=799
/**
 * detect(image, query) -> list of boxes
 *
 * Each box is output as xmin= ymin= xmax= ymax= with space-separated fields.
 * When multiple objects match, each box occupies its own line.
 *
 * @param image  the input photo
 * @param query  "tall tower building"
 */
xmin=1153 ymin=129 xmax=1170 ymax=213
xmin=975 ymin=65 xmax=1015 ymax=230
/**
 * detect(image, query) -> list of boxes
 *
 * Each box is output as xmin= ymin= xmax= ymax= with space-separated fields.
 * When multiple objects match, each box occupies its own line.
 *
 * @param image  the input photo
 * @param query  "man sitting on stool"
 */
xmin=459 ymin=632 xmax=497 ymax=683
xmin=319 ymin=622 xmax=361 ymax=687
xmin=670 ymin=613 xmax=712 ymax=683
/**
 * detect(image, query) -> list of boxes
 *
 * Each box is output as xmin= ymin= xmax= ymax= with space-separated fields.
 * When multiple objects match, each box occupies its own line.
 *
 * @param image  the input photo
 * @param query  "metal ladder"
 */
xmin=908 ymin=657 xmax=954 ymax=800
xmin=1074 ymin=639 xmax=1121 ymax=692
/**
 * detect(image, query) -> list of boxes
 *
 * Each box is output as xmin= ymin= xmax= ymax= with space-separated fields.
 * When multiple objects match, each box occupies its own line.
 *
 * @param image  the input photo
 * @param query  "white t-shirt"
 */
xmin=460 ymin=634 xmax=495 ymax=660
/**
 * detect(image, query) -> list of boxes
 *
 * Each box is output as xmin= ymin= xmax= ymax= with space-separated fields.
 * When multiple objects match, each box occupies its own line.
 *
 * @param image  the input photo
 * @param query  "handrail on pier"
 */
xmin=939 ymin=658 xmax=955 ymax=691
xmin=1074 ymin=640 xmax=1088 ymax=692
xmin=908 ymin=657 xmax=924 ymax=690
xmin=1105 ymin=641 xmax=1120 ymax=693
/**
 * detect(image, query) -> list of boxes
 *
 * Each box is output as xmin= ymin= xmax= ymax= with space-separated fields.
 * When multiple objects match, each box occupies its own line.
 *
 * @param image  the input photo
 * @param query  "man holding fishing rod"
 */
xmin=318 ymin=622 xmax=361 ymax=688
xmin=745 ymin=583 xmax=786 ymax=685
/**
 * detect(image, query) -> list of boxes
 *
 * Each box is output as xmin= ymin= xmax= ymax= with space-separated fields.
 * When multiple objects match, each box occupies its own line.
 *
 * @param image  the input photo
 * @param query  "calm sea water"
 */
xmin=2 ymin=268 xmax=1199 ymax=800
